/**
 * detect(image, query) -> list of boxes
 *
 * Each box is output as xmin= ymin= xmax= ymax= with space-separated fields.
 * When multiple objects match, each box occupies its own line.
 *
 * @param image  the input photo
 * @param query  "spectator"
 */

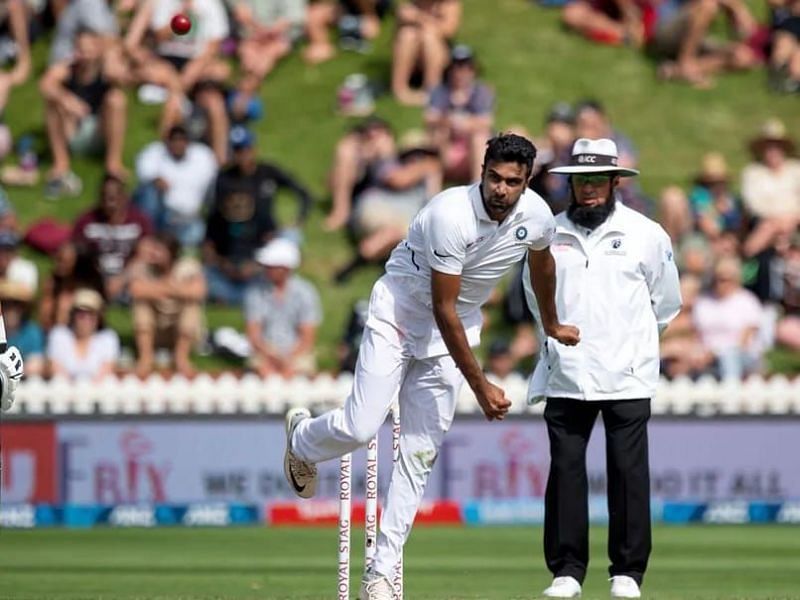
xmin=660 ymin=152 xmax=745 ymax=243
xmin=774 ymin=232 xmax=800 ymax=351
xmin=0 ymin=279 xmax=45 ymax=378
xmin=740 ymin=119 xmax=800 ymax=258
xmin=327 ymin=121 xmax=443 ymax=281
xmin=125 ymin=0 xmax=231 ymax=163
xmin=244 ymin=239 xmax=321 ymax=377
xmin=40 ymin=26 xmax=128 ymax=196
xmin=304 ymin=0 xmax=390 ymax=63
xmin=650 ymin=0 xmax=763 ymax=88
xmin=228 ymin=0 xmax=307 ymax=121
xmin=769 ymin=0 xmax=800 ymax=92
xmin=574 ymin=99 xmax=637 ymax=168
xmin=0 ymin=0 xmax=32 ymax=115
xmin=561 ymin=0 xmax=650 ymax=47
xmin=129 ymin=233 xmax=207 ymax=376
xmin=134 ymin=124 xmax=218 ymax=248
xmin=38 ymin=241 xmax=105 ymax=331
xmin=47 ymin=287 xmax=120 ymax=380
xmin=484 ymin=338 xmax=518 ymax=379
xmin=0 ymin=188 xmax=19 ymax=233
xmin=424 ymin=45 xmax=494 ymax=183
xmin=73 ymin=174 xmax=152 ymax=299
xmin=693 ymin=257 xmax=765 ymax=379
xmin=203 ymin=126 xmax=313 ymax=304
xmin=391 ymin=0 xmax=462 ymax=106
xmin=0 ymin=230 xmax=37 ymax=293
xmin=529 ymin=102 xmax=576 ymax=214
xmin=49 ymin=0 xmax=121 ymax=65
xmin=337 ymin=297 xmax=369 ymax=373
xmin=660 ymin=273 xmax=710 ymax=378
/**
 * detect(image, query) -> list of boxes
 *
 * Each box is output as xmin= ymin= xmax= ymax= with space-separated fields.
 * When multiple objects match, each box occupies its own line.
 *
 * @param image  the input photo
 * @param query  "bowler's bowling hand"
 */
xmin=547 ymin=323 xmax=581 ymax=346
xmin=475 ymin=381 xmax=511 ymax=421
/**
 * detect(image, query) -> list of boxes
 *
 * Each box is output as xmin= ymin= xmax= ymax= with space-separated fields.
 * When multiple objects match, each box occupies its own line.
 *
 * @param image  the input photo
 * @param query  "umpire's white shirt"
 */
xmin=523 ymin=203 xmax=681 ymax=401
xmin=379 ymin=183 xmax=556 ymax=359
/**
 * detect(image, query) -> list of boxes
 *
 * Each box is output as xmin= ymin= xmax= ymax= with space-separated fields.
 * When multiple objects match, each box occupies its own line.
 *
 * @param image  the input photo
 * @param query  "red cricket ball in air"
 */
xmin=170 ymin=13 xmax=192 ymax=36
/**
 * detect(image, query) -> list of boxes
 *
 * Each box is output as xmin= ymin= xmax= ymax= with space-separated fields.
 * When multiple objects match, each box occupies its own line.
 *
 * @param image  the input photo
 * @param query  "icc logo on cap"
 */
xmin=515 ymin=226 xmax=528 ymax=241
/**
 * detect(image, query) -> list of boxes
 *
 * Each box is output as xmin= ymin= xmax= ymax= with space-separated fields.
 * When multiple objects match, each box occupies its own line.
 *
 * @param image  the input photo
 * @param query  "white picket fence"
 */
xmin=4 ymin=372 xmax=800 ymax=417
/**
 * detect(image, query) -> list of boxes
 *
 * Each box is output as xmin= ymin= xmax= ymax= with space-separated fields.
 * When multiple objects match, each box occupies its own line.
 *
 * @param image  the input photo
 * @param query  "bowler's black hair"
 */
xmin=483 ymin=133 xmax=537 ymax=176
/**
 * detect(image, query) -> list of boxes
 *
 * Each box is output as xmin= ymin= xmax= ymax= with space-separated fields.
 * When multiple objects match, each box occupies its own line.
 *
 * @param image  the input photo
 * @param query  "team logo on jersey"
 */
xmin=666 ymin=250 xmax=673 ymax=262
xmin=515 ymin=226 xmax=528 ymax=241
xmin=606 ymin=238 xmax=626 ymax=256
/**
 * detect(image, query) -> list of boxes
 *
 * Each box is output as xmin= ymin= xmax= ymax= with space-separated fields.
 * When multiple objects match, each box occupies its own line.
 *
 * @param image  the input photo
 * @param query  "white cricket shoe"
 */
xmin=358 ymin=570 xmax=394 ymax=600
xmin=542 ymin=576 xmax=582 ymax=598
xmin=283 ymin=407 xmax=318 ymax=499
xmin=610 ymin=576 xmax=641 ymax=598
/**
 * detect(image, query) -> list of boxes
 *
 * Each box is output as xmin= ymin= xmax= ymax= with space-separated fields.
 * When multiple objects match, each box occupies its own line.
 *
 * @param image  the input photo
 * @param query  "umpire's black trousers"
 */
xmin=543 ymin=398 xmax=651 ymax=586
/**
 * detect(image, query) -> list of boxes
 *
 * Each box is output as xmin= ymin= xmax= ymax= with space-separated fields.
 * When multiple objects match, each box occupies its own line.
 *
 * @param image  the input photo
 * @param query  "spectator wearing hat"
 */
xmin=124 ymin=0 xmax=231 ymax=163
xmin=40 ymin=26 xmax=129 ymax=197
xmin=134 ymin=125 xmax=218 ymax=249
xmin=0 ymin=230 xmax=37 ymax=294
xmin=740 ymin=119 xmax=800 ymax=257
xmin=391 ymin=0 xmax=462 ymax=106
xmin=244 ymin=239 xmax=321 ymax=377
xmin=129 ymin=233 xmax=206 ymax=377
xmin=47 ymin=287 xmax=120 ymax=380
xmin=424 ymin=45 xmax=494 ymax=184
xmin=204 ymin=126 xmax=313 ymax=305
xmin=660 ymin=152 xmax=744 ymax=242
xmin=529 ymin=102 xmax=577 ymax=215
xmin=523 ymin=137 xmax=681 ymax=599
xmin=484 ymin=338 xmax=521 ymax=380
xmin=73 ymin=174 xmax=152 ymax=299
xmin=0 ymin=279 xmax=44 ymax=378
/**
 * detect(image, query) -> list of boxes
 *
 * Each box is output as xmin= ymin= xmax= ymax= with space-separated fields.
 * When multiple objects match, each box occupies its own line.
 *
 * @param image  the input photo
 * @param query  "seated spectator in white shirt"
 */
xmin=134 ymin=125 xmax=218 ymax=248
xmin=47 ymin=288 xmax=120 ymax=381
xmin=244 ymin=239 xmax=322 ymax=377
xmin=741 ymin=119 xmax=800 ymax=257
xmin=693 ymin=257 xmax=765 ymax=380
xmin=124 ymin=0 xmax=231 ymax=163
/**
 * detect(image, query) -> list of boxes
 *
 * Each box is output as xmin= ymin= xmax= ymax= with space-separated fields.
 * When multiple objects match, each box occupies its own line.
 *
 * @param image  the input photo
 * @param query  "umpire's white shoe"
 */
xmin=542 ymin=576 xmax=582 ymax=598
xmin=610 ymin=576 xmax=641 ymax=598
xmin=358 ymin=570 xmax=394 ymax=600
xmin=283 ymin=408 xmax=317 ymax=499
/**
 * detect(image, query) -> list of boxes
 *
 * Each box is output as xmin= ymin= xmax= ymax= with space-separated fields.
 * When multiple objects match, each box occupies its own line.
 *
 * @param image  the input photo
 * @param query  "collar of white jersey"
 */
xmin=555 ymin=202 xmax=632 ymax=237
xmin=470 ymin=183 xmax=525 ymax=224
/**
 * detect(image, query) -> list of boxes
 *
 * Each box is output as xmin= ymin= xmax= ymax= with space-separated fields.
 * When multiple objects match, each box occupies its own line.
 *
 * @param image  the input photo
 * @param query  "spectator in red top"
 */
xmin=561 ymin=0 xmax=653 ymax=47
xmin=72 ymin=174 xmax=152 ymax=299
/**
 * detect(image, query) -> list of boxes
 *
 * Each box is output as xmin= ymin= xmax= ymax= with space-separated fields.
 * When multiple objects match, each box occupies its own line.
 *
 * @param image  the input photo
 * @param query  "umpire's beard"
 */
xmin=567 ymin=192 xmax=616 ymax=231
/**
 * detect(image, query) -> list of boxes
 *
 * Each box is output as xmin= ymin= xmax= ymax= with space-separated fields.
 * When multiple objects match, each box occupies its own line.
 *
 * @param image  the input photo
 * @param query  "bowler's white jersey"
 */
xmin=373 ymin=183 xmax=556 ymax=359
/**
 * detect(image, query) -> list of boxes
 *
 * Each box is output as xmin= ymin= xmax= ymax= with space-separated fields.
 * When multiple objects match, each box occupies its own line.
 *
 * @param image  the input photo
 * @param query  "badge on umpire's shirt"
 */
xmin=515 ymin=226 xmax=528 ymax=241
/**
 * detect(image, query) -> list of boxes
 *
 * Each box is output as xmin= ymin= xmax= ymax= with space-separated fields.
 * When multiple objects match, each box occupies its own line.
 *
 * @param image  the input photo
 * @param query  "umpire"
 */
xmin=523 ymin=139 xmax=682 ymax=599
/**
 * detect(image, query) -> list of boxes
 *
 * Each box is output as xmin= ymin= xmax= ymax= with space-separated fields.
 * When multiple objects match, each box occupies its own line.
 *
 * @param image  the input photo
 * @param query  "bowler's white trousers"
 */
xmin=291 ymin=291 xmax=465 ymax=577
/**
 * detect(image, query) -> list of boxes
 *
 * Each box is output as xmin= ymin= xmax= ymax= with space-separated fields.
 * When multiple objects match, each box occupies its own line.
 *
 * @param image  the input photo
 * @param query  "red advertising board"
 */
xmin=0 ymin=422 xmax=57 ymax=503
xmin=267 ymin=501 xmax=463 ymax=526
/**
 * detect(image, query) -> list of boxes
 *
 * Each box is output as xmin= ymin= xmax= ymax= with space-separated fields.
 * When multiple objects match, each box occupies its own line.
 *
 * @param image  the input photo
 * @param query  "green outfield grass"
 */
xmin=2 ymin=525 xmax=800 ymax=599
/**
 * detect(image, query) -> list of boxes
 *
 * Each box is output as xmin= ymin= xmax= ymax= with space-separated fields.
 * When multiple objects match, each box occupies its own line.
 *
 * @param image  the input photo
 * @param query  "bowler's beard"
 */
xmin=567 ymin=192 xmax=616 ymax=230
